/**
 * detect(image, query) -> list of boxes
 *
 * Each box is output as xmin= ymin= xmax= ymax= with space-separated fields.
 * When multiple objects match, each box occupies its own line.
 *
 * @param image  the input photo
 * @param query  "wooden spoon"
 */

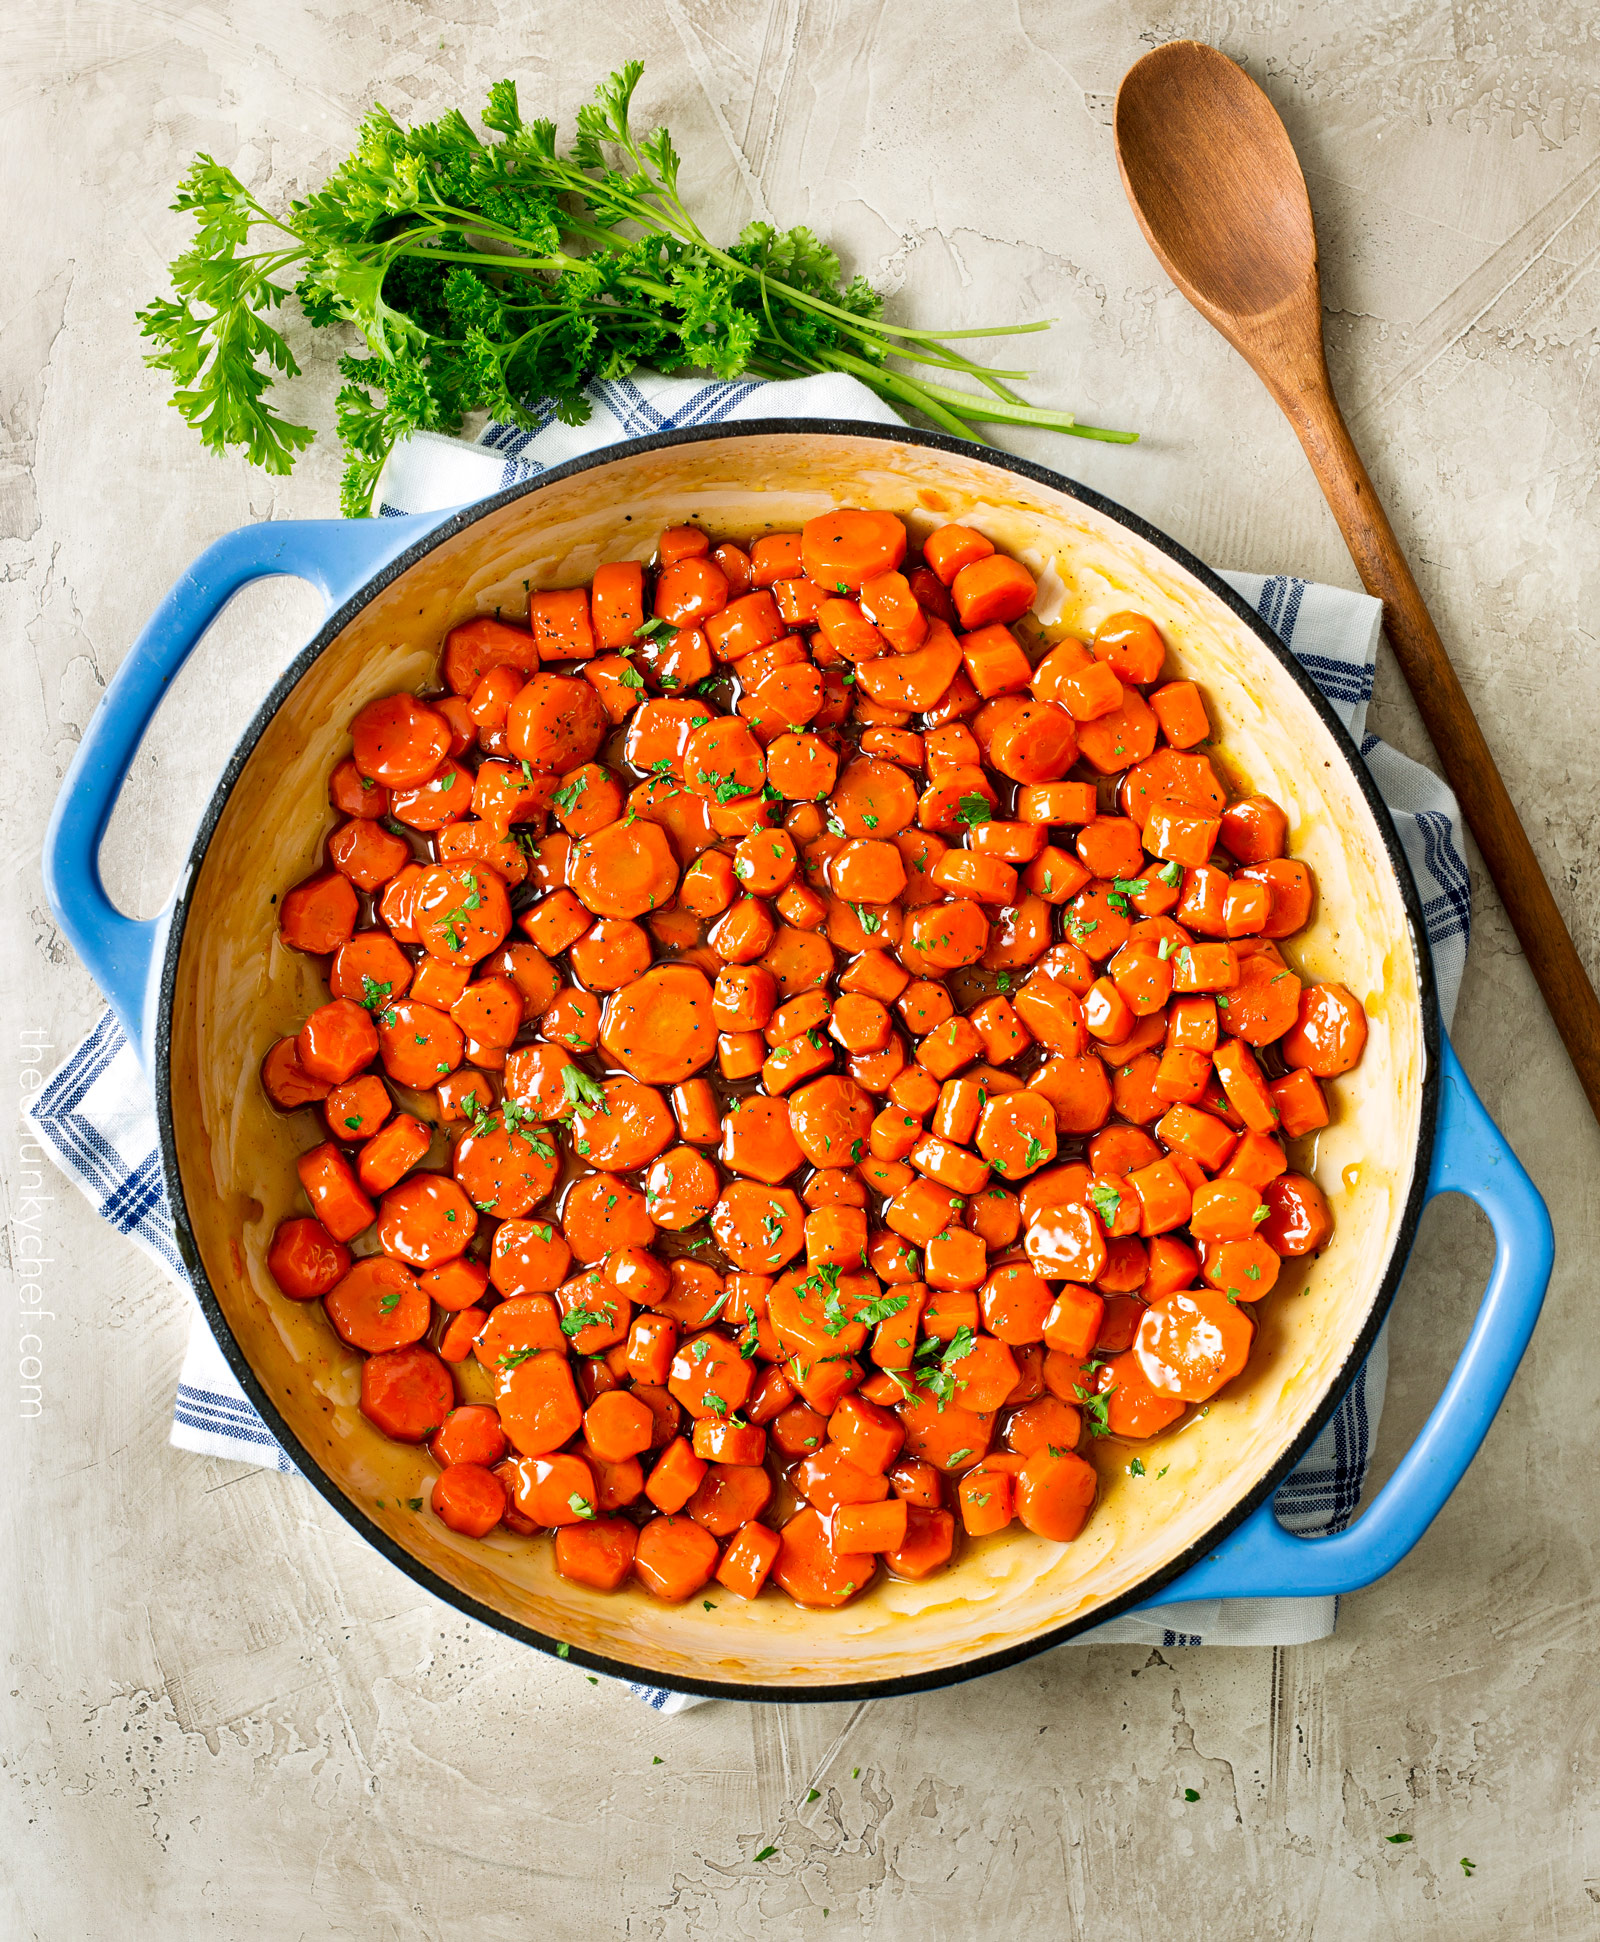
xmin=1115 ymin=38 xmax=1600 ymax=1126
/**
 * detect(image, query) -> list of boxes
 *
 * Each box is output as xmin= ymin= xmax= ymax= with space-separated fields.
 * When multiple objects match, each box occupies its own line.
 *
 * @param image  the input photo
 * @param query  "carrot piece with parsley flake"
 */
xmin=1203 ymin=1235 xmax=1282 ymax=1301
xmin=771 ymin=1504 xmax=875 ymax=1607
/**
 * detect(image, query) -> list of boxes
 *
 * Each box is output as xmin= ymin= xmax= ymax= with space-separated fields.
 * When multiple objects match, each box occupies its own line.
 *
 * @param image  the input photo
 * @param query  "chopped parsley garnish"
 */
xmin=560 ymin=1304 xmax=615 ymax=1339
xmin=560 ymin=1064 xmax=611 ymax=1116
xmin=1074 ymin=1377 xmax=1113 ymax=1436
xmin=955 ymin=793 xmax=991 ymax=827
xmin=1089 ymin=1181 xmax=1122 ymax=1226
xmin=552 ymin=771 xmax=589 ymax=813
xmin=855 ymin=1291 xmax=909 ymax=1328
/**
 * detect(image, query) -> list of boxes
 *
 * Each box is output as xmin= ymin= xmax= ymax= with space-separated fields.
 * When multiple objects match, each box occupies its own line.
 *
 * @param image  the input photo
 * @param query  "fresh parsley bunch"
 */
xmin=138 ymin=63 xmax=1134 ymax=516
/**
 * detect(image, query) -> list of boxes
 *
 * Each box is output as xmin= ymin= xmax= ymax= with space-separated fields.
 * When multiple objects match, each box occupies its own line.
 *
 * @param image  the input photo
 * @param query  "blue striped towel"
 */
xmin=27 ymin=370 xmax=1468 ymax=1706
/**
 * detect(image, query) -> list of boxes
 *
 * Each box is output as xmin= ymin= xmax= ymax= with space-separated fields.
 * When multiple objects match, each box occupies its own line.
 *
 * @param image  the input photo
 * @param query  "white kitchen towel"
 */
xmin=27 ymin=370 xmax=1468 ymax=1700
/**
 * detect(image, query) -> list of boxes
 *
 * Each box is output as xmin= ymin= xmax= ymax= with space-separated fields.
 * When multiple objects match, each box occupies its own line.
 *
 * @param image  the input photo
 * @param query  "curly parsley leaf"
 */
xmin=140 ymin=71 xmax=1133 ymax=513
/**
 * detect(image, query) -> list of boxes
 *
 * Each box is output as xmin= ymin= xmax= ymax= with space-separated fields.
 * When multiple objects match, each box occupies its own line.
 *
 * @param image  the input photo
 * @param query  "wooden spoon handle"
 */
xmin=1275 ymin=369 xmax=1600 ymax=1122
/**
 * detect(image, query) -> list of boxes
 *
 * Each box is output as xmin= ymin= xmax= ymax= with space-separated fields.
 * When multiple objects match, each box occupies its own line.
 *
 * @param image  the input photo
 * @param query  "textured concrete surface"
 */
xmin=4 ymin=2 xmax=1599 ymax=1935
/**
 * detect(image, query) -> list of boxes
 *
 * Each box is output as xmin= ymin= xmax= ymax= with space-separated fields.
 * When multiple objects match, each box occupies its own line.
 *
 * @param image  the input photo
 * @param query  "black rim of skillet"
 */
xmin=154 ymin=417 xmax=1441 ymax=1704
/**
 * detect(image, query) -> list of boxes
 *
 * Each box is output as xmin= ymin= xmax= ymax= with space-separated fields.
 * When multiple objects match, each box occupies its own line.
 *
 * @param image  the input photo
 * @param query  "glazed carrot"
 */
xmin=423 ymin=1257 xmax=489 ymax=1315
xmin=328 ymin=816 xmax=413 ymax=889
xmin=1259 ymin=1172 xmax=1332 ymax=1255
xmin=1155 ymin=1103 xmax=1237 ymax=1173
xmin=428 ymin=1404 xmax=508 ymax=1471
xmin=350 ymin=693 xmax=453 ymax=787
xmin=1235 ymin=857 xmax=1315 ymax=938
xmin=582 ymin=1388 xmax=654 ymax=1465
xmin=705 ymin=589 xmax=786 ymax=662
xmin=1013 ymin=1447 xmax=1097 ymax=1541
xmin=329 ymin=757 xmax=388 ymax=819
xmin=747 ymin=532 xmax=803 ymax=585
xmin=554 ymin=1517 xmax=638 ymax=1590
xmin=716 ymin=1519 xmax=782 ymax=1598
xmin=1189 ymin=1179 xmax=1267 ymax=1243
xmin=771 ymin=1505 xmax=875 ymax=1608
xmin=1269 ymin=1068 xmax=1329 ymax=1138
xmin=266 ymin=1217 xmax=350 ymax=1300
xmin=633 ymin=1147 xmax=718 ymax=1234
xmin=431 ymin=1464 xmax=506 ymax=1539
xmin=443 ymin=616 xmax=540 ymax=696
xmin=1202 ymin=1236 xmax=1281 ymax=1301
xmin=261 ymin=1036 xmax=331 ymax=1114
xmin=854 ymin=628 xmax=963 ymax=712
xmin=1004 ymin=1393 xmax=1083 ymax=1457
xmin=1027 ymin=1053 xmax=1113 ymax=1135
xmin=800 ymin=509 xmax=907 ymax=592
xmin=1090 ymin=611 xmax=1164 ymax=682
xmin=952 ymin=553 xmax=1036 ymax=629
xmin=377 ymin=1171 xmax=478 ymax=1268
xmin=1283 ymin=982 xmax=1369 ymax=1076
xmin=1025 ymin=1200 xmax=1108 ymax=1283
xmin=496 ymin=1351 xmax=583 ymax=1457
xmin=1213 ymin=1037 xmax=1281 ymax=1133
xmin=1149 ymin=680 xmax=1209 ymax=749
xmin=279 ymin=870 xmax=359 ymax=955
xmin=296 ymin=1142 xmax=374 ymax=1242
xmin=356 ymin=1113 xmax=431 ymax=1197
xmin=326 ymin=1074 xmax=390 ymax=1141
xmin=589 ymin=560 xmax=646 ymax=648
xmin=1220 ymin=794 xmax=1288 ymax=863
xmin=1135 ymin=1286 xmax=1253 ymax=1402
xmin=685 ymin=1462 xmax=772 ymax=1539
xmin=329 ymin=931 xmax=412 ymax=1007
xmin=359 ymin=1345 xmax=454 ymax=1443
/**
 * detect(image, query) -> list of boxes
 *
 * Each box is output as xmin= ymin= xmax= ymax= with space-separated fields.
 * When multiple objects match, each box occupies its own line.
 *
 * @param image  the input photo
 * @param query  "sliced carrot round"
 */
xmin=598 ymin=965 xmax=716 ymax=1082
xmin=506 ymin=672 xmax=608 ymax=775
xmin=633 ymin=1513 xmax=721 ymax=1601
xmin=325 ymin=1256 xmax=428 ymax=1353
xmin=1134 ymin=1285 xmax=1253 ymax=1402
xmin=711 ymin=1181 xmax=807 ymax=1272
xmin=350 ymin=694 xmax=452 ymax=787
xmin=568 ymin=1076 xmax=674 ymax=1171
xmin=377 ymin=1172 xmax=478 ymax=1268
xmin=771 ymin=1505 xmax=876 ymax=1608
xmin=801 ymin=510 xmax=907 ymax=591
xmin=831 ymin=757 xmax=917 ymax=838
xmin=452 ymin=1116 xmax=558 ymax=1218
xmin=360 ymin=1345 xmax=454 ymax=1443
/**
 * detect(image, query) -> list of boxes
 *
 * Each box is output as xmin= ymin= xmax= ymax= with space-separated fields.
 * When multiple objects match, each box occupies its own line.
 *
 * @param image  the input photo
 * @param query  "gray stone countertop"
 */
xmin=3 ymin=2 xmax=1598 ymax=1935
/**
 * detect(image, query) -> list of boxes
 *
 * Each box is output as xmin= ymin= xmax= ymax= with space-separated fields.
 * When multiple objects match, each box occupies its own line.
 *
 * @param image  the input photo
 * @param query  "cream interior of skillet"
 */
xmin=167 ymin=432 xmax=1423 ymax=1689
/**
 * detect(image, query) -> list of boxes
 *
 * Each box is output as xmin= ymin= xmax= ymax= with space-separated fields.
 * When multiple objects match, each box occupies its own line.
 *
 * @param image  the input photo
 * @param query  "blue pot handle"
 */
xmin=42 ymin=512 xmax=458 ymax=1056
xmin=1145 ymin=1031 xmax=1552 ymax=1606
